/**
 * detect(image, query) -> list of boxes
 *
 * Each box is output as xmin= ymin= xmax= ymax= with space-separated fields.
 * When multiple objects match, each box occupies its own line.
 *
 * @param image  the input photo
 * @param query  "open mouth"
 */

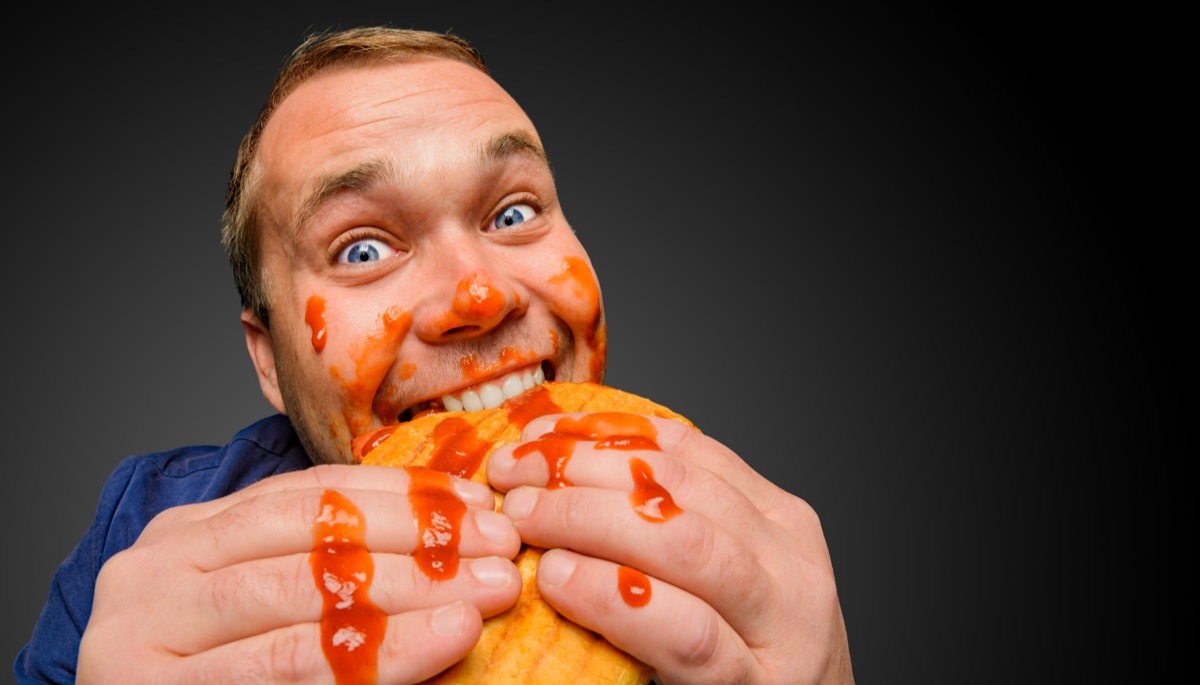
xmin=398 ymin=361 xmax=552 ymax=422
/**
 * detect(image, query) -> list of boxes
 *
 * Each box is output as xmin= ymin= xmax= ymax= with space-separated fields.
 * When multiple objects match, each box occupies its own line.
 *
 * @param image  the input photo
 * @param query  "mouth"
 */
xmin=398 ymin=361 xmax=552 ymax=422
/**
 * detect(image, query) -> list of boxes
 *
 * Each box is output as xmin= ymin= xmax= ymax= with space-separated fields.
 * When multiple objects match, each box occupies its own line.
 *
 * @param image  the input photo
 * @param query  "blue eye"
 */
xmin=493 ymin=203 xmax=536 ymax=229
xmin=337 ymin=238 xmax=396 ymax=264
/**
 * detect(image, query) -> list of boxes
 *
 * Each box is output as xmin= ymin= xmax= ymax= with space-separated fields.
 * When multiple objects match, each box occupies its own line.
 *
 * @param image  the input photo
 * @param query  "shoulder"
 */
xmin=113 ymin=414 xmax=311 ymax=501
xmin=97 ymin=415 xmax=312 ymax=548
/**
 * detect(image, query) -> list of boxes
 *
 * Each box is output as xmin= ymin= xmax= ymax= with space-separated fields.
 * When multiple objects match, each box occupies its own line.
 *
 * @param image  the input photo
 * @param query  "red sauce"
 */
xmin=331 ymin=307 xmax=413 ymax=437
xmin=553 ymin=412 xmax=660 ymax=446
xmin=513 ymin=431 xmax=578 ymax=489
xmin=310 ymin=489 xmax=386 ymax=685
xmin=350 ymin=425 xmax=397 ymax=462
xmin=455 ymin=271 xmax=504 ymax=321
xmin=549 ymin=256 xmax=606 ymax=381
xmin=502 ymin=384 xmax=564 ymax=429
xmin=459 ymin=347 xmax=534 ymax=384
xmin=617 ymin=565 xmax=652 ymax=607
xmin=398 ymin=361 xmax=416 ymax=380
xmin=407 ymin=466 xmax=466 ymax=580
xmin=512 ymin=412 xmax=662 ymax=490
xmin=629 ymin=456 xmax=683 ymax=522
xmin=430 ymin=271 xmax=512 ymax=336
xmin=305 ymin=295 xmax=328 ymax=352
xmin=595 ymin=435 xmax=659 ymax=450
xmin=426 ymin=416 xmax=492 ymax=479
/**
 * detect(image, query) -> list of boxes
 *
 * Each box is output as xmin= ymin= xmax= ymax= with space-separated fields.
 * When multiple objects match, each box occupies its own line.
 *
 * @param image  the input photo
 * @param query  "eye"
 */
xmin=336 ymin=238 xmax=397 ymax=264
xmin=493 ymin=203 xmax=537 ymax=230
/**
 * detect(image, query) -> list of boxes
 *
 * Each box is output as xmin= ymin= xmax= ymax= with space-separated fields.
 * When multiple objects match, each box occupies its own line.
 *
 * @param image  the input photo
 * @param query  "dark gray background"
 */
xmin=5 ymin=5 xmax=1175 ymax=683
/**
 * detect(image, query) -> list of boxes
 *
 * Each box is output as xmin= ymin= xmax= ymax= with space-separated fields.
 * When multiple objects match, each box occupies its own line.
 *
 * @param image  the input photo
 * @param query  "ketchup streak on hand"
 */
xmin=629 ymin=456 xmax=683 ymax=522
xmin=407 ymin=466 xmax=467 ymax=580
xmin=508 ymin=411 xmax=682 ymax=609
xmin=512 ymin=411 xmax=664 ymax=490
xmin=310 ymin=489 xmax=386 ymax=685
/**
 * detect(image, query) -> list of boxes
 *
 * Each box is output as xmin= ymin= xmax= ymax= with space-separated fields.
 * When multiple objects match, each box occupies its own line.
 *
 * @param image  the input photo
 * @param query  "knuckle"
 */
xmin=674 ymin=609 xmax=722 ymax=669
xmin=207 ymin=558 xmax=305 ymax=619
xmin=139 ymin=505 xmax=184 ymax=540
xmin=554 ymin=488 xmax=600 ymax=531
xmin=258 ymin=624 xmax=314 ymax=681
xmin=645 ymin=449 xmax=690 ymax=492
xmin=672 ymin=513 xmax=717 ymax=576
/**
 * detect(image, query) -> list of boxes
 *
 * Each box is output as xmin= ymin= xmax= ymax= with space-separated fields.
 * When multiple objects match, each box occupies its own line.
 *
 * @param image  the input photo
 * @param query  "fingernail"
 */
xmin=503 ymin=487 xmax=536 ymax=520
xmin=432 ymin=602 xmax=465 ymax=636
xmin=539 ymin=550 xmax=576 ymax=588
xmin=475 ymin=510 xmax=514 ymax=544
xmin=469 ymin=557 xmax=514 ymax=586
xmin=452 ymin=479 xmax=493 ymax=507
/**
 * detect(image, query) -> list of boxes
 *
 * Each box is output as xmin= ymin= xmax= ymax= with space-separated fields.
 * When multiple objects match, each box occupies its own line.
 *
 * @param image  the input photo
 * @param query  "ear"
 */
xmin=241 ymin=309 xmax=287 ymax=415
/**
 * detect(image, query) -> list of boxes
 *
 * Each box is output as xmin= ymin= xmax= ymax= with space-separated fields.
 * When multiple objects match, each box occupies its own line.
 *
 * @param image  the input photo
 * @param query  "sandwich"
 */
xmin=357 ymin=380 xmax=693 ymax=683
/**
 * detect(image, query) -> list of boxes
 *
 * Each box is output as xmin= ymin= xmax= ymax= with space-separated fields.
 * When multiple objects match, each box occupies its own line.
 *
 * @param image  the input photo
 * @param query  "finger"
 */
xmin=501 ymin=484 xmax=777 ymax=640
xmin=139 ymin=464 xmax=497 ymax=543
xmin=534 ymin=549 xmax=756 ymax=685
xmin=160 ymin=601 xmax=484 ymax=685
xmin=150 ymin=475 xmax=517 ymax=572
xmin=491 ymin=430 xmax=772 ymax=553
xmin=489 ymin=413 xmax=783 ymax=517
xmin=158 ymin=551 xmax=521 ymax=655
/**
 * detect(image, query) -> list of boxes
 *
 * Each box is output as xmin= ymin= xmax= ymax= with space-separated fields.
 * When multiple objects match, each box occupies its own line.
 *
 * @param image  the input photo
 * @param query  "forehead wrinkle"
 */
xmin=292 ymin=158 xmax=396 ymax=243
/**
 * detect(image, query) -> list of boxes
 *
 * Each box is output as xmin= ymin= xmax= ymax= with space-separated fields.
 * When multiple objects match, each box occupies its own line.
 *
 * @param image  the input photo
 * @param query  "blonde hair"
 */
xmin=221 ymin=27 xmax=489 ymax=327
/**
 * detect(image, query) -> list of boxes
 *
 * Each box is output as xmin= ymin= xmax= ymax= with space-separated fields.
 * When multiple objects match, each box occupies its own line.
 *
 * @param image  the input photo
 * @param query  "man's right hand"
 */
xmin=77 ymin=464 xmax=522 ymax=684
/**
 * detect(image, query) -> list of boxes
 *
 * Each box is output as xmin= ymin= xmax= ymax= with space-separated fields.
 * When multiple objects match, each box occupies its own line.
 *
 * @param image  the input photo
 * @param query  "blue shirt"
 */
xmin=13 ymin=414 xmax=312 ymax=684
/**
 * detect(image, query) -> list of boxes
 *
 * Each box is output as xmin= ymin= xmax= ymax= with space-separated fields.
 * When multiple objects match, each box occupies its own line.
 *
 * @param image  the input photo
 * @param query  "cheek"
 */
xmin=541 ymin=254 xmax=607 ymax=382
xmin=308 ymin=295 xmax=415 ymax=435
xmin=545 ymin=255 xmax=604 ymax=334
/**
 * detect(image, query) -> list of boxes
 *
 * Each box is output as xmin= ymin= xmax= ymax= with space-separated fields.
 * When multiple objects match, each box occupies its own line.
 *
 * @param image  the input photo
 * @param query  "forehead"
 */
xmin=255 ymin=57 xmax=538 ymax=219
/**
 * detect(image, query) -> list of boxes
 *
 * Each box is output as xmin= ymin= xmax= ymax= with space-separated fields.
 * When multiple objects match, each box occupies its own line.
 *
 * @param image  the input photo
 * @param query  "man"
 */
xmin=17 ymin=26 xmax=854 ymax=684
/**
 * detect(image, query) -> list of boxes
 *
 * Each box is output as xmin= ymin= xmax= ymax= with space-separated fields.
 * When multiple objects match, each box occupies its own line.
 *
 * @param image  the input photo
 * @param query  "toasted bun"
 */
xmin=360 ymin=381 xmax=692 ymax=684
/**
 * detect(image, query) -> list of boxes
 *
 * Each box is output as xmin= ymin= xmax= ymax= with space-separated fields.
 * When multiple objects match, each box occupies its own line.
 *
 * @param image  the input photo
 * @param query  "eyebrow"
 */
xmin=292 ymin=130 xmax=550 ymax=240
xmin=486 ymin=131 xmax=548 ymax=166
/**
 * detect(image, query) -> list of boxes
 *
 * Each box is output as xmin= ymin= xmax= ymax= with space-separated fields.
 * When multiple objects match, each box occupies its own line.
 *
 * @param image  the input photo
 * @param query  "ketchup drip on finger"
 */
xmin=407 ymin=466 xmax=467 ymax=580
xmin=513 ymin=411 xmax=662 ymax=489
xmin=628 ymin=457 xmax=682 ymax=523
xmin=310 ymin=489 xmax=386 ymax=685
xmin=617 ymin=565 xmax=652 ymax=608
xmin=510 ymin=411 xmax=682 ymax=608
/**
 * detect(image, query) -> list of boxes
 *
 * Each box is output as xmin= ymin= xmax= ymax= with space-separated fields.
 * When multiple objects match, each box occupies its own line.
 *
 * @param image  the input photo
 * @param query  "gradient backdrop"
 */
xmin=5 ymin=5 xmax=1159 ymax=683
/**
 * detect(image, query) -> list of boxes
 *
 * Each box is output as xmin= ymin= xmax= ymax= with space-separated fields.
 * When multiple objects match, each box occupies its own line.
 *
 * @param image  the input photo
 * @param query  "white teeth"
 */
xmin=435 ymin=365 xmax=547 ymax=414
xmin=479 ymin=383 xmax=505 ymax=410
xmin=503 ymin=374 xmax=525 ymax=398
xmin=461 ymin=389 xmax=483 ymax=412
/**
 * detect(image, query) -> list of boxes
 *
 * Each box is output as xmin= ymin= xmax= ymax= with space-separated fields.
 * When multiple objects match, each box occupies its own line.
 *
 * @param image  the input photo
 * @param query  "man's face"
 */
xmin=243 ymin=57 xmax=606 ymax=465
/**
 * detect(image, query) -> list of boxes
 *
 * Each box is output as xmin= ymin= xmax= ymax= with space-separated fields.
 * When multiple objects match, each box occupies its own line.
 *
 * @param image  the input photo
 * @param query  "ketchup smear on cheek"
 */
xmin=310 ymin=489 xmax=386 ymax=685
xmin=305 ymin=295 xmax=328 ymax=352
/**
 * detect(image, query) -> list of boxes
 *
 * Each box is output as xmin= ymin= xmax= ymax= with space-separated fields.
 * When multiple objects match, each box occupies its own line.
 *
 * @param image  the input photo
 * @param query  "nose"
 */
xmin=411 ymin=243 xmax=527 ymax=343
